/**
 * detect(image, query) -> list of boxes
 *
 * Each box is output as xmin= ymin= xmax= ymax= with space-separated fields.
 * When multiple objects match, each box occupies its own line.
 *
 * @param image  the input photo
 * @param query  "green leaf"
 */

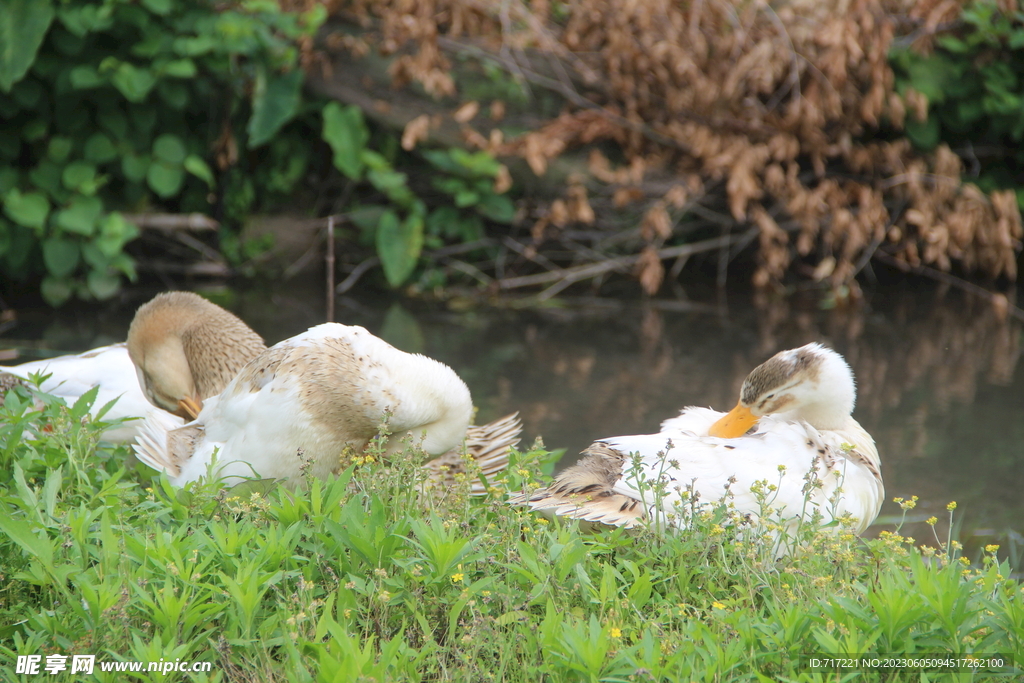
xmin=0 ymin=514 xmax=53 ymax=569
xmin=61 ymin=162 xmax=97 ymax=192
xmin=69 ymin=65 xmax=104 ymax=89
xmin=55 ymin=195 xmax=102 ymax=235
xmin=157 ymin=80 xmax=189 ymax=109
xmin=146 ymin=160 xmax=184 ymax=197
xmin=86 ymin=268 xmax=120 ymax=299
xmin=42 ymin=237 xmax=79 ymax=277
xmin=122 ymin=153 xmax=149 ymax=183
xmin=152 ymin=134 xmax=186 ymax=164
xmin=140 ymin=0 xmax=172 ymax=15
xmin=28 ymin=160 xmax=63 ymax=201
xmin=160 ymin=58 xmax=196 ymax=78
xmin=172 ymin=35 xmax=215 ymax=56
xmin=0 ymin=0 xmax=55 ymax=92
xmin=97 ymin=212 xmax=138 ymax=254
xmin=2 ymin=189 xmax=49 ymax=229
xmin=376 ymin=210 xmax=423 ymax=288
xmin=475 ymin=193 xmax=515 ymax=223
xmin=110 ymin=62 xmax=156 ymax=102
xmin=905 ymin=116 xmax=940 ymax=150
xmin=58 ymin=4 xmax=113 ymax=36
xmin=322 ymin=102 xmax=368 ymax=179
xmin=47 ymin=137 xmax=73 ymax=163
xmin=0 ymin=167 xmax=17 ymax=193
xmin=248 ymin=68 xmax=303 ymax=149
xmin=40 ymin=275 xmax=72 ymax=306
xmin=84 ymin=133 xmax=117 ymax=163
xmin=22 ymin=118 xmax=46 ymax=142
xmin=184 ymin=155 xmax=214 ymax=188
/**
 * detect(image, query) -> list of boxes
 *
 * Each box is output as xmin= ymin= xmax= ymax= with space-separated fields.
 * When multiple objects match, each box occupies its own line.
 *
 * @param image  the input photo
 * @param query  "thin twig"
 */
xmin=872 ymin=250 xmax=1024 ymax=322
xmin=337 ymin=256 xmax=380 ymax=294
xmin=326 ymin=215 xmax=336 ymax=322
xmin=122 ymin=213 xmax=219 ymax=231
xmin=497 ymin=231 xmax=755 ymax=290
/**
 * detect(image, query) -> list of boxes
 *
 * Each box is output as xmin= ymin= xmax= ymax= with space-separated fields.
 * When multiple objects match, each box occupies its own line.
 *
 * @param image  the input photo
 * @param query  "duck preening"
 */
xmin=1 ymin=292 xmax=265 ymax=442
xmin=512 ymin=343 xmax=883 ymax=546
xmin=132 ymin=321 xmax=520 ymax=492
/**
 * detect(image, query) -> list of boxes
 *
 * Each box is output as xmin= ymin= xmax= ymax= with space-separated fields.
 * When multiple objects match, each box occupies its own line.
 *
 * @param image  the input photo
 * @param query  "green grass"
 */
xmin=0 ymin=384 xmax=1021 ymax=682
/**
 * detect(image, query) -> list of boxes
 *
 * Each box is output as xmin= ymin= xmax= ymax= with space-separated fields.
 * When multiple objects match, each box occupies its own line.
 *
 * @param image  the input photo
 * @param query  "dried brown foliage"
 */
xmin=334 ymin=0 xmax=1022 ymax=293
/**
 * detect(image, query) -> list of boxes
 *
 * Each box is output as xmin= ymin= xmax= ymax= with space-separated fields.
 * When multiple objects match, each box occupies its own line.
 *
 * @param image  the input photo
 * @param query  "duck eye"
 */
xmin=765 ymin=393 xmax=775 ymax=400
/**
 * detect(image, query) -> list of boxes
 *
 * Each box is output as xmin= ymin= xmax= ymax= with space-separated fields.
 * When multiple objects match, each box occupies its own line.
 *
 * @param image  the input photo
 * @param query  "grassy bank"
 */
xmin=0 ymin=386 xmax=1021 ymax=682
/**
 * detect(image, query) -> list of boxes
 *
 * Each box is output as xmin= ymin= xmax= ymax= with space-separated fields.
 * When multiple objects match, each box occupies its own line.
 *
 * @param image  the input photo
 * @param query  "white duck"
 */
xmin=0 ymin=292 xmax=265 ymax=442
xmin=513 ymin=343 xmax=883 ymax=544
xmin=1 ymin=343 xmax=149 ymax=442
xmin=133 ymin=322 xmax=521 ymax=493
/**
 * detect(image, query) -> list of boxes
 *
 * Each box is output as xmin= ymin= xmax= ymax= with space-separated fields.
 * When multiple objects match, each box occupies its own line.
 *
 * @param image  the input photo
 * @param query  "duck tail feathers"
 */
xmin=423 ymin=412 xmax=522 ymax=496
xmin=509 ymin=441 xmax=646 ymax=528
xmin=132 ymin=409 xmax=186 ymax=477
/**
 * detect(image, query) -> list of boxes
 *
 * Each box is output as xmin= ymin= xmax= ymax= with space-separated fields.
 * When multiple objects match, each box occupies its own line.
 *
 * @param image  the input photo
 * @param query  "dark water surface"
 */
xmin=3 ymin=280 xmax=1022 ymax=564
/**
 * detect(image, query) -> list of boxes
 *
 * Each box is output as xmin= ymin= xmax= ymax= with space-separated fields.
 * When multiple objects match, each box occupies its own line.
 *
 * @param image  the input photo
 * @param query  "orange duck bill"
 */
xmin=708 ymin=402 xmax=758 ymax=438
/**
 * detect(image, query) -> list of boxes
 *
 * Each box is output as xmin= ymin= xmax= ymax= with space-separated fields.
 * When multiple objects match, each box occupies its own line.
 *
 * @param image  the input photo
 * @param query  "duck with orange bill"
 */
xmin=512 ymin=343 xmax=883 ymax=551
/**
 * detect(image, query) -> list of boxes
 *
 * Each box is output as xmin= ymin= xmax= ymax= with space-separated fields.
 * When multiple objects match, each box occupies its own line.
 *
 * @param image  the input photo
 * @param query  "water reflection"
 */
xmin=3 ymin=281 xmax=1022 ymax=561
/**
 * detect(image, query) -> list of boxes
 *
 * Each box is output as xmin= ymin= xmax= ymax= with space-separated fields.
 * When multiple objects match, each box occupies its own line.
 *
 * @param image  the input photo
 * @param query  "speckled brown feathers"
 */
xmin=510 ymin=442 xmax=647 ymax=527
xmin=740 ymin=346 xmax=821 ymax=407
xmin=0 ymin=372 xmax=27 ymax=406
xmin=424 ymin=412 xmax=522 ymax=495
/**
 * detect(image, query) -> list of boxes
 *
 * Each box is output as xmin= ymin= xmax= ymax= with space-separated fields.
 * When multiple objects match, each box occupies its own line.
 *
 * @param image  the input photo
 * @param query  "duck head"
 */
xmin=708 ymin=343 xmax=856 ymax=438
xmin=127 ymin=292 xmax=265 ymax=419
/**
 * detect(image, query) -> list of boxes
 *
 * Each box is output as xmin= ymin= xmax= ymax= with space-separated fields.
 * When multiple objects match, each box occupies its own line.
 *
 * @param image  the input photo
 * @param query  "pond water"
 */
xmin=3 ymin=278 xmax=1023 ymax=567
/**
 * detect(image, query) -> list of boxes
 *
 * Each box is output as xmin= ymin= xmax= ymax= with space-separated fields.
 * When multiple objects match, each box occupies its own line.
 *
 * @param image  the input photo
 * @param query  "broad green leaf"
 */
xmin=57 ymin=4 xmax=113 ymax=36
xmin=159 ymin=58 xmax=196 ymax=78
xmin=42 ymin=237 xmax=79 ymax=277
xmin=97 ymin=212 xmax=138 ymax=253
xmin=22 ymin=118 xmax=46 ymax=142
xmin=475 ymin=193 xmax=515 ymax=223
xmin=84 ymin=133 xmax=117 ymax=163
xmin=248 ymin=68 xmax=303 ymax=148
xmin=184 ymin=155 xmax=214 ymax=187
xmin=0 ymin=0 xmax=55 ymax=92
xmin=61 ymin=161 xmax=97 ymax=192
xmin=0 ymin=514 xmax=53 ymax=569
xmin=152 ymin=134 xmax=186 ymax=164
xmin=80 ymin=241 xmax=107 ymax=269
xmin=28 ymin=160 xmax=63 ymax=200
xmin=376 ymin=210 xmax=423 ymax=288
xmin=40 ymin=274 xmax=72 ymax=306
xmin=172 ymin=35 xmax=215 ymax=56
xmin=122 ymin=153 xmax=149 ymax=183
xmin=454 ymin=189 xmax=480 ymax=207
xmin=367 ymin=169 xmax=408 ymax=194
xmin=0 ymin=167 xmax=17 ymax=193
xmin=47 ymin=137 xmax=73 ymax=163
xmin=86 ymin=268 xmax=120 ymax=299
xmin=55 ymin=195 xmax=102 ymax=235
xmin=110 ymin=62 xmax=156 ymax=102
xmin=146 ymin=160 xmax=184 ymax=197
xmin=157 ymin=80 xmax=189 ymax=109
xmin=140 ymin=0 xmax=172 ymax=15
xmin=322 ymin=102 xmax=368 ymax=179
xmin=2 ymin=189 xmax=49 ymax=229
xmin=68 ymin=65 xmax=103 ymax=89
xmin=905 ymin=116 xmax=940 ymax=151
